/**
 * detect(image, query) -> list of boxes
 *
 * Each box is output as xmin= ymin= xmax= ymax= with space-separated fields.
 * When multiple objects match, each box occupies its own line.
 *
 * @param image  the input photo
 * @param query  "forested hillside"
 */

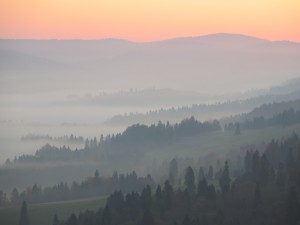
xmin=47 ymin=133 xmax=300 ymax=225
xmin=9 ymin=117 xmax=220 ymax=164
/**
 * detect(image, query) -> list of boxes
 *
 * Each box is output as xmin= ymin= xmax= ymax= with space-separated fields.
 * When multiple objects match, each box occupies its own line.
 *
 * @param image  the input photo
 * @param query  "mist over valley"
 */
xmin=1 ymin=33 xmax=300 ymax=225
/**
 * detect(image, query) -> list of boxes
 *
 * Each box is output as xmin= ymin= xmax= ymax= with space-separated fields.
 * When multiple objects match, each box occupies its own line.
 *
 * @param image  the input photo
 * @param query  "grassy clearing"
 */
xmin=0 ymin=196 xmax=106 ymax=225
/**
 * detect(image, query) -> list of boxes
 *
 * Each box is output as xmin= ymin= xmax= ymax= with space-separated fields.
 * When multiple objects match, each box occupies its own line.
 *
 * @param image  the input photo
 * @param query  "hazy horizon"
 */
xmin=1 ymin=33 xmax=300 ymax=43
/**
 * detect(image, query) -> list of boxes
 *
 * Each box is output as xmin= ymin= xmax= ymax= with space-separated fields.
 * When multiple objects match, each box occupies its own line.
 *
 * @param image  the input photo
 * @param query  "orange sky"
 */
xmin=0 ymin=0 xmax=299 ymax=42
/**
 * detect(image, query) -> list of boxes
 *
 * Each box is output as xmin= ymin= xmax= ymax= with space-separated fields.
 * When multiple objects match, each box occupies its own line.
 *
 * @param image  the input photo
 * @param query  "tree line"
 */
xmin=6 ymin=117 xmax=221 ymax=165
xmin=0 ymin=171 xmax=154 ymax=207
xmin=21 ymin=134 xmax=84 ymax=143
xmin=225 ymin=108 xmax=300 ymax=132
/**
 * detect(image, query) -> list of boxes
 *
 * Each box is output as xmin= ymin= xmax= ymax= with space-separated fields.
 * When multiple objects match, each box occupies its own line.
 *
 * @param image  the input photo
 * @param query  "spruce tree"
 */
xmin=219 ymin=161 xmax=231 ymax=194
xmin=197 ymin=177 xmax=208 ymax=196
xmin=163 ymin=180 xmax=173 ymax=209
xmin=276 ymin=163 xmax=285 ymax=188
xmin=140 ymin=210 xmax=155 ymax=225
xmin=259 ymin=154 xmax=269 ymax=184
xmin=244 ymin=151 xmax=252 ymax=173
xmin=53 ymin=214 xmax=59 ymax=225
xmin=155 ymin=185 xmax=162 ymax=200
xmin=102 ymin=205 xmax=112 ymax=225
xmin=252 ymin=151 xmax=260 ymax=181
xmin=214 ymin=209 xmax=225 ymax=225
xmin=253 ymin=183 xmax=262 ymax=208
xmin=234 ymin=123 xmax=241 ymax=135
xmin=11 ymin=188 xmax=19 ymax=205
xmin=208 ymin=165 xmax=214 ymax=179
xmin=184 ymin=166 xmax=195 ymax=195
xmin=19 ymin=201 xmax=30 ymax=225
xmin=168 ymin=158 xmax=178 ymax=185
xmin=141 ymin=185 xmax=152 ymax=210
xmin=287 ymin=187 xmax=300 ymax=225
xmin=198 ymin=166 xmax=205 ymax=181
xmin=206 ymin=184 xmax=216 ymax=200
xmin=67 ymin=213 xmax=77 ymax=225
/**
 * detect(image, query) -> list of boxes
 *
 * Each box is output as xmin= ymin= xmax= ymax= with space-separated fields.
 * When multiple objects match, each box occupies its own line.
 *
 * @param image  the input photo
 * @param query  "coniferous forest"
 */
xmin=46 ymin=133 xmax=300 ymax=225
xmin=6 ymin=129 xmax=300 ymax=225
xmin=1 ymin=97 xmax=300 ymax=225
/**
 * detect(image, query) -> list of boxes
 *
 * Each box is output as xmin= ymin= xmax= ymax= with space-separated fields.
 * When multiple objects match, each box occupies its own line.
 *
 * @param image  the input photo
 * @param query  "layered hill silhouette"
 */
xmin=1 ymin=33 xmax=299 ymax=94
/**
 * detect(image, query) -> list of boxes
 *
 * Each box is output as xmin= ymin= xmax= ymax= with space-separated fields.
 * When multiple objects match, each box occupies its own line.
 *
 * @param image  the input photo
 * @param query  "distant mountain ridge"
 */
xmin=2 ymin=33 xmax=299 ymax=65
xmin=1 ymin=33 xmax=300 ymax=94
xmin=2 ymin=33 xmax=299 ymax=44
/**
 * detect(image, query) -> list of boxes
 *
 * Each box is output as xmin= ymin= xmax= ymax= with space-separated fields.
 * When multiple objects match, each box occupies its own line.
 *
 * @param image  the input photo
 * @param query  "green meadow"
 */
xmin=0 ymin=196 xmax=106 ymax=225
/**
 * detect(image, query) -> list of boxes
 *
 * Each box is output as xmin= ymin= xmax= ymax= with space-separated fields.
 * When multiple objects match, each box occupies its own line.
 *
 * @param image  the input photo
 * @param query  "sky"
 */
xmin=0 ymin=0 xmax=299 ymax=42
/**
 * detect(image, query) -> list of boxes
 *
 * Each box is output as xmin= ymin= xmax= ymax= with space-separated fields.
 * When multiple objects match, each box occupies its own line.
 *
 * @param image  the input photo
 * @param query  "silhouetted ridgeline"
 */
xmin=106 ymin=92 xmax=300 ymax=126
xmin=222 ymin=98 xmax=300 ymax=125
xmin=6 ymin=117 xmax=220 ymax=164
xmin=225 ymin=108 xmax=300 ymax=131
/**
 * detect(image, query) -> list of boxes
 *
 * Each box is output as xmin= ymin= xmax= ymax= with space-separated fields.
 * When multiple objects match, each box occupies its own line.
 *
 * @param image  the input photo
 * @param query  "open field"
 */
xmin=0 ymin=196 xmax=106 ymax=225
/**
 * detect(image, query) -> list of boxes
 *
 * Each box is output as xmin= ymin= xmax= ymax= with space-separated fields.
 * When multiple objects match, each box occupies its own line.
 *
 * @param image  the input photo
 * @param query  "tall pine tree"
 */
xmin=184 ymin=166 xmax=195 ymax=195
xmin=19 ymin=201 xmax=30 ymax=225
xmin=287 ymin=187 xmax=300 ymax=225
xmin=219 ymin=161 xmax=231 ymax=194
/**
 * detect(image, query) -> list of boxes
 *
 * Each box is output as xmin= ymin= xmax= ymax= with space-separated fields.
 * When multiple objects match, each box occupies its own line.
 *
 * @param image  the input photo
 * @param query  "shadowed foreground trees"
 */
xmin=219 ymin=161 xmax=231 ymax=194
xmin=168 ymin=158 xmax=178 ymax=186
xmin=19 ymin=201 xmax=30 ymax=225
xmin=51 ymin=133 xmax=300 ymax=225
xmin=287 ymin=187 xmax=300 ymax=225
xmin=184 ymin=166 xmax=195 ymax=195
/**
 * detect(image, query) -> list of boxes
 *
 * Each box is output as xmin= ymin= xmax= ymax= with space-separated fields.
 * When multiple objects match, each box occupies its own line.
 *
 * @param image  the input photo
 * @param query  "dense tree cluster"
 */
xmin=225 ymin=108 xmax=300 ymax=132
xmin=7 ymin=117 xmax=220 ymax=164
xmin=49 ymin=132 xmax=300 ymax=225
xmin=108 ymin=97 xmax=300 ymax=126
xmin=0 ymin=171 xmax=154 ymax=206
xmin=108 ymin=117 xmax=220 ymax=144
xmin=55 ymin=178 xmax=217 ymax=225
